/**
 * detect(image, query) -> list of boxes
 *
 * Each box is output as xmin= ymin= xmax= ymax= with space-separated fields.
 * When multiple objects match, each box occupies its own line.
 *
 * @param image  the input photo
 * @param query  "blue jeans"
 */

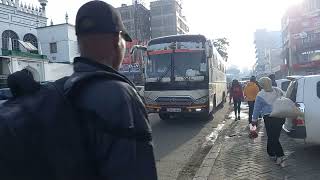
xmin=248 ymin=101 xmax=255 ymax=123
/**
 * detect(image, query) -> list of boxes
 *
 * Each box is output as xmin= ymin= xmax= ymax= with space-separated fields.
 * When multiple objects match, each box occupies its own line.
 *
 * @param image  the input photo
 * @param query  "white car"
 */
xmin=282 ymin=75 xmax=320 ymax=144
xmin=276 ymin=79 xmax=291 ymax=92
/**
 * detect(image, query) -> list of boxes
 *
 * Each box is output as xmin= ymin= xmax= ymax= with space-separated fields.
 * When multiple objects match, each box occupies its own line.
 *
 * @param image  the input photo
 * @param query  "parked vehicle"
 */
xmin=282 ymin=75 xmax=320 ymax=144
xmin=276 ymin=79 xmax=291 ymax=92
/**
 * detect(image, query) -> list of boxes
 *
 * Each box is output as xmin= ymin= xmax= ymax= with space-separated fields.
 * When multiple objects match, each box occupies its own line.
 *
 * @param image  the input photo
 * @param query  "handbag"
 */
xmin=270 ymin=97 xmax=302 ymax=118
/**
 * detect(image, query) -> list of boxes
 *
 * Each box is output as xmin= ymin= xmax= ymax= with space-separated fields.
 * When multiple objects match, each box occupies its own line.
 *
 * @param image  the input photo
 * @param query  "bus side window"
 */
xmin=209 ymin=55 xmax=214 ymax=69
xmin=213 ymin=52 xmax=218 ymax=69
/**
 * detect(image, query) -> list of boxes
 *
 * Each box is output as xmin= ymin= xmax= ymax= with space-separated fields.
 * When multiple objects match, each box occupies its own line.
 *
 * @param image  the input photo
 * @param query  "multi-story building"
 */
xmin=150 ymin=0 xmax=189 ymax=38
xmin=0 ymin=0 xmax=47 ymax=55
xmin=0 ymin=0 xmax=48 ymax=86
xmin=254 ymin=29 xmax=283 ymax=78
xmin=37 ymin=22 xmax=79 ymax=63
xmin=304 ymin=0 xmax=320 ymax=13
xmin=117 ymin=2 xmax=150 ymax=85
xmin=281 ymin=1 xmax=320 ymax=76
xmin=0 ymin=0 xmax=74 ymax=85
xmin=117 ymin=3 xmax=151 ymax=42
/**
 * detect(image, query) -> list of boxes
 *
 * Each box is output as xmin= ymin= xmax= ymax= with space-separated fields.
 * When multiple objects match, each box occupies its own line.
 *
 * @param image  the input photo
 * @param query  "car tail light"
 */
xmin=293 ymin=102 xmax=305 ymax=127
xmin=293 ymin=118 xmax=304 ymax=126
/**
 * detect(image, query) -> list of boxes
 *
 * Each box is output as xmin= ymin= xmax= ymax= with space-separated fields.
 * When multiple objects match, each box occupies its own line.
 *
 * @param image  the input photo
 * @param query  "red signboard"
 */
xmin=122 ymin=39 xmax=148 ymax=65
xmin=292 ymin=60 xmax=320 ymax=70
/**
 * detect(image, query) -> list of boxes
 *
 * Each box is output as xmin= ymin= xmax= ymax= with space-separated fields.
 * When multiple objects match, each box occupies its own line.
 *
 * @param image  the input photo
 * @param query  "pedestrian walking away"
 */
xmin=268 ymin=74 xmax=277 ymax=87
xmin=244 ymin=76 xmax=260 ymax=124
xmin=227 ymin=82 xmax=233 ymax=104
xmin=230 ymin=79 xmax=243 ymax=120
xmin=252 ymin=77 xmax=285 ymax=166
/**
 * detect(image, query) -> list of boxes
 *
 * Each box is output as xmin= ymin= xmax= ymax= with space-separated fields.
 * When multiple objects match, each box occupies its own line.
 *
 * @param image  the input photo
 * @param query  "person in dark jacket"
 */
xmin=230 ymin=79 xmax=243 ymax=120
xmin=7 ymin=69 xmax=40 ymax=98
xmin=268 ymin=74 xmax=277 ymax=87
xmin=72 ymin=1 xmax=157 ymax=179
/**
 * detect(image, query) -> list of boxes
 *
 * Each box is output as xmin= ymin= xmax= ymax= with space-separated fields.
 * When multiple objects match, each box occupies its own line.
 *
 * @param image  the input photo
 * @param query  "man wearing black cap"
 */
xmin=72 ymin=1 xmax=157 ymax=179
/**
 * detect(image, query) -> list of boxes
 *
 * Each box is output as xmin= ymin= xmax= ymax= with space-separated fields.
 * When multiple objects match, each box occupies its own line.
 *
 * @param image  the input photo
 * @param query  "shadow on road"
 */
xmin=150 ymin=104 xmax=225 ymax=161
xmin=151 ymin=114 xmax=209 ymax=160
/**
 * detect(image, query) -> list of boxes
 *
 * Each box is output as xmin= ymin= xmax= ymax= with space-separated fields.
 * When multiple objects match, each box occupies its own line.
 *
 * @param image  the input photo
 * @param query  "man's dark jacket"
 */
xmin=71 ymin=57 xmax=157 ymax=180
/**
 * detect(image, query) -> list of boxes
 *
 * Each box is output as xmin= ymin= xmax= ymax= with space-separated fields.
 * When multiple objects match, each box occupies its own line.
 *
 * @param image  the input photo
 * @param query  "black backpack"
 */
xmin=0 ymin=71 xmax=135 ymax=180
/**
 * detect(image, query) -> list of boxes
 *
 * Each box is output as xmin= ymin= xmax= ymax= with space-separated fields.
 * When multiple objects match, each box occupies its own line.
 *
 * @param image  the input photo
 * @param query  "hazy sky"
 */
xmin=26 ymin=0 xmax=303 ymax=69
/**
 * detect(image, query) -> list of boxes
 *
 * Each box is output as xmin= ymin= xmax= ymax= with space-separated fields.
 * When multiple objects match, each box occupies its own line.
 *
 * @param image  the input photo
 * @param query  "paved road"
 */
xmin=149 ymin=104 xmax=230 ymax=180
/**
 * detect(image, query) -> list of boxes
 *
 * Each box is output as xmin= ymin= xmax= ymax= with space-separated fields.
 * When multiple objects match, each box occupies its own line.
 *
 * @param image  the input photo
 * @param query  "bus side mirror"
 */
xmin=130 ymin=45 xmax=147 ymax=54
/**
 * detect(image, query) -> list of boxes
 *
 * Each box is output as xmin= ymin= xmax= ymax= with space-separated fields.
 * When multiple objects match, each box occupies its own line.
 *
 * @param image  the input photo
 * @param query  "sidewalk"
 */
xmin=196 ymin=105 xmax=320 ymax=180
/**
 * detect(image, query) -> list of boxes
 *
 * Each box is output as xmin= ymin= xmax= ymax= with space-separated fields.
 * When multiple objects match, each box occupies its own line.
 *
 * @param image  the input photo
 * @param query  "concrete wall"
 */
xmin=37 ymin=24 xmax=79 ymax=63
xmin=67 ymin=25 xmax=79 ymax=62
xmin=44 ymin=62 xmax=73 ymax=81
xmin=10 ymin=57 xmax=46 ymax=81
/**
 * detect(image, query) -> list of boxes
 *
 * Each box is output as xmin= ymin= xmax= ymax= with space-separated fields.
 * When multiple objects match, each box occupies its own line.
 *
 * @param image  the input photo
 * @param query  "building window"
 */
xmin=23 ymin=33 xmax=38 ymax=48
xmin=2 ymin=30 xmax=20 ymax=51
xmin=120 ymin=10 xmax=131 ymax=20
xmin=50 ymin=42 xmax=57 ymax=53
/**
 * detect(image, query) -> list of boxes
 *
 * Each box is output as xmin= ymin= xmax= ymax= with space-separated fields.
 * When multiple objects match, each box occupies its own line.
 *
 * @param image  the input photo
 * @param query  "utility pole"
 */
xmin=288 ymin=32 xmax=293 ymax=76
xmin=134 ymin=0 xmax=138 ymax=41
xmin=132 ymin=0 xmax=138 ymax=64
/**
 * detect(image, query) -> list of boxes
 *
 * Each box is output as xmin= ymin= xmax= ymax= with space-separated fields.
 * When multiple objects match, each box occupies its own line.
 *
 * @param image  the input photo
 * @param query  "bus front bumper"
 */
xmin=145 ymin=104 xmax=208 ymax=114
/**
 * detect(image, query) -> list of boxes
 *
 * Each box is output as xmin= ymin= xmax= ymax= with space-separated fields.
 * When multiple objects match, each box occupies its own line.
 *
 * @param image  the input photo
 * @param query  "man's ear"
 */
xmin=112 ymin=33 xmax=121 ymax=48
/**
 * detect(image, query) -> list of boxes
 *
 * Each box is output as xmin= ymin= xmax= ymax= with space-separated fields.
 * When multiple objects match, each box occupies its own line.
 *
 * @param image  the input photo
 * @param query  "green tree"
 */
xmin=212 ymin=37 xmax=230 ymax=61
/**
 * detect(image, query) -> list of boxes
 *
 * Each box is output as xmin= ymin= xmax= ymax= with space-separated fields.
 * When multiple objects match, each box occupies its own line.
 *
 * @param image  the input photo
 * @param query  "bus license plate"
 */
xmin=167 ymin=108 xmax=181 ymax=112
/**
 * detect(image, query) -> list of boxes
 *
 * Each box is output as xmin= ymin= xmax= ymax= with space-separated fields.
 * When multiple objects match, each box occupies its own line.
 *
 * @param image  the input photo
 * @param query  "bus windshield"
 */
xmin=146 ymin=53 xmax=171 ymax=79
xmin=146 ymin=40 xmax=207 ymax=82
xmin=174 ymin=50 xmax=206 ymax=79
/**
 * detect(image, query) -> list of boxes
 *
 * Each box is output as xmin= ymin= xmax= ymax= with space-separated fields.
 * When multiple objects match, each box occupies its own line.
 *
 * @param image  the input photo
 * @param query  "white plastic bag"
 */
xmin=270 ymin=97 xmax=302 ymax=118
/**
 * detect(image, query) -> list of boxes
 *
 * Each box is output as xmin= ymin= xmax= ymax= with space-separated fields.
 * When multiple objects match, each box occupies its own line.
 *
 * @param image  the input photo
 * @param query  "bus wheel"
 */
xmin=159 ymin=113 xmax=170 ymax=120
xmin=200 ymin=110 xmax=213 ymax=121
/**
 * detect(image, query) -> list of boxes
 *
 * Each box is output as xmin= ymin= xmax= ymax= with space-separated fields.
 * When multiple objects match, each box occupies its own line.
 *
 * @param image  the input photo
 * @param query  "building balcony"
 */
xmin=1 ymin=49 xmax=48 ymax=60
xmin=295 ymin=40 xmax=320 ymax=53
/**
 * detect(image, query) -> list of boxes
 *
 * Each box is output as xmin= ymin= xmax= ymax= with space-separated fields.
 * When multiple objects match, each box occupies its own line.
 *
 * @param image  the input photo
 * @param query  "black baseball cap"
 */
xmin=75 ymin=0 xmax=132 ymax=42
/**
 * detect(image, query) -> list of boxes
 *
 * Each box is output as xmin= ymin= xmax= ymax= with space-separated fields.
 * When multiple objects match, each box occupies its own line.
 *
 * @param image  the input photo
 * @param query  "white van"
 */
xmin=282 ymin=75 xmax=320 ymax=144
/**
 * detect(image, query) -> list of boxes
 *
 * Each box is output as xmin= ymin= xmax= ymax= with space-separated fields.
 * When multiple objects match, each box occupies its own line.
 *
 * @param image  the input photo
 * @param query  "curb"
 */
xmin=192 ymin=142 xmax=222 ymax=180
xmin=192 ymin=108 xmax=233 ymax=180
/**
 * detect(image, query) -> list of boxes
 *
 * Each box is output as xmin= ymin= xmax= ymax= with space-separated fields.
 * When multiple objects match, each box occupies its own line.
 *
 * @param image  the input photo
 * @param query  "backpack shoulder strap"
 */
xmin=53 ymin=72 xmax=151 ymax=142
xmin=63 ymin=71 xmax=135 ymax=96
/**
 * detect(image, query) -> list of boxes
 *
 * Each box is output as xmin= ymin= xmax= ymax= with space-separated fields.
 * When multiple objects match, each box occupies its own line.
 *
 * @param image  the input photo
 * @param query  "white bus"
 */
xmin=142 ymin=35 xmax=227 ymax=120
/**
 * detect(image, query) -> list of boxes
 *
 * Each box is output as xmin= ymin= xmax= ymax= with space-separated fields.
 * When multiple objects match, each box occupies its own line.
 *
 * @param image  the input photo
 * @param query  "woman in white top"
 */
xmin=252 ymin=77 xmax=285 ymax=166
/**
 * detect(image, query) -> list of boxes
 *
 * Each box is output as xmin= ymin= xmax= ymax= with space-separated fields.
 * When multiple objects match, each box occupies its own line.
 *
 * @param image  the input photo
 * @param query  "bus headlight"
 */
xmin=194 ymin=96 xmax=209 ymax=105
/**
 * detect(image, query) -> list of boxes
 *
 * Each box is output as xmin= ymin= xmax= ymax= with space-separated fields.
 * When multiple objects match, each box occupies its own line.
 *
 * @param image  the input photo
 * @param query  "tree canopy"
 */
xmin=212 ymin=37 xmax=230 ymax=61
